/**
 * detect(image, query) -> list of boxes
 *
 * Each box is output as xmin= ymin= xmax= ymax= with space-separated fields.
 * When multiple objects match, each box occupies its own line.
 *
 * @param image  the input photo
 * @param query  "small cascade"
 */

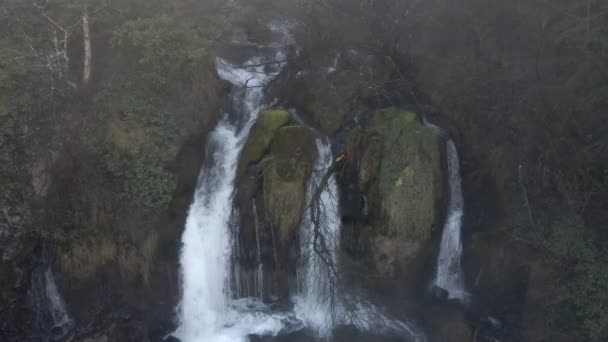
xmin=434 ymin=140 xmax=468 ymax=300
xmin=29 ymin=257 xmax=73 ymax=341
xmin=44 ymin=268 xmax=73 ymax=339
xmin=252 ymin=201 xmax=264 ymax=299
xmin=294 ymin=138 xmax=341 ymax=336
xmin=174 ymin=28 xmax=300 ymax=341
xmin=294 ymin=138 xmax=426 ymax=341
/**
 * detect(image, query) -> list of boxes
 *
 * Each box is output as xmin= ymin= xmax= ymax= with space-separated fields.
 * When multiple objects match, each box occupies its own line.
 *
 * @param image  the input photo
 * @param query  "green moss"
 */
xmin=238 ymin=109 xmax=289 ymax=176
xmin=369 ymin=107 xmax=442 ymax=239
xmin=262 ymin=125 xmax=315 ymax=241
xmin=257 ymin=109 xmax=290 ymax=130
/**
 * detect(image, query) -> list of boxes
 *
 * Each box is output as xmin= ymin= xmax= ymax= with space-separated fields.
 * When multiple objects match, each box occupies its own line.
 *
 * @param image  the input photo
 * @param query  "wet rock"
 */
xmin=332 ymin=325 xmax=407 ymax=342
xmin=368 ymin=108 xmax=442 ymax=281
xmin=422 ymin=304 xmax=472 ymax=342
xmin=250 ymin=329 xmax=316 ymax=342
xmin=429 ymin=284 xmax=449 ymax=300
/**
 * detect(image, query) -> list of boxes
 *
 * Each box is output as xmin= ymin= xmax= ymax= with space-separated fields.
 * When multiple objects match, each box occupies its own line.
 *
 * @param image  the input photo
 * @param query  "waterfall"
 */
xmin=44 ymin=268 xmax=73 ymax=338
xmin=434 ymin=140 xmax=468 ymax=300
xmin=28 ymin=259 xmax=73 ymax=341
xmin=174 ymin=54 xmax=294 ymax=342
xmin=294 ymin=139 xmax=426 ymax=341
xmin=252 ymin=201 xmax=264 ymax=299
xmin=294 ymin=138 xmax=341 ymax=336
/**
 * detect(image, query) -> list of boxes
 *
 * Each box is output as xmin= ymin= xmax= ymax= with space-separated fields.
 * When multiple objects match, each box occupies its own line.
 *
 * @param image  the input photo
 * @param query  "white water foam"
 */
xmin=44 ymin=268 xmax=73 ymax=334
xmin=294 ymin=138 xmax=426 ymax=341
xmin=174 ymin=55 xmax=294 ymax=342
xmin=434 ymin=140 xmax=468 ymax=300
xmin=294 ymin=138 xmax=341 ymax=335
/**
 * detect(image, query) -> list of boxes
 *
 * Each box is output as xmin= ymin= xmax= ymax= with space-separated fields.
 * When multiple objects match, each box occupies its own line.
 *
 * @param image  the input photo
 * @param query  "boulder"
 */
xmin=370 ymin=108 xmax=443 ymax=240
xmin=341 ymin=108 xmax=443 ymax=281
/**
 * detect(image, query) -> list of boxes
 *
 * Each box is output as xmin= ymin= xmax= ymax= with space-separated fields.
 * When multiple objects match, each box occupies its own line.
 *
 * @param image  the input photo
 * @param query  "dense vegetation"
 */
xmin=290 ymin=0 xmax=608 ymax=340
xmin=0 ymin=0 xmax=222 ymax=232
xmin=276 ymin=0 xmax=608 ymax=339
xmin=1 ymin=0 xmax=607 ymax=340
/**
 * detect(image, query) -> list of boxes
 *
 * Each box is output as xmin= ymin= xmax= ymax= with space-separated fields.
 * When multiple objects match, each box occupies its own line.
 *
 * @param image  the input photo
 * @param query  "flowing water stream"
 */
xmin=434 ymin=140 xmax=468 ymax=301
xmin=422 ymin=117 xmax=468 ymax=301
xmin=294 ymin=138 xmax=341 ymax=335
xmin=28 ymin=253 xmax=73 ymax=342
xmin=293 ymin=139 xmax=426 ymax=341
xmin=173 ymin=50 xmax=297 ymax=341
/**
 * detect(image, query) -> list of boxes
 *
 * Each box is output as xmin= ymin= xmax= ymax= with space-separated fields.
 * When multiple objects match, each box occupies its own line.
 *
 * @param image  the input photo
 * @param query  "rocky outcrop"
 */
xmin=370 ymin=108 xmax=443 ymax=240
xmin=340 ymin=107 xmax=443 ymax=283
xmin=234 ymin=111 xmax=316 ymax=297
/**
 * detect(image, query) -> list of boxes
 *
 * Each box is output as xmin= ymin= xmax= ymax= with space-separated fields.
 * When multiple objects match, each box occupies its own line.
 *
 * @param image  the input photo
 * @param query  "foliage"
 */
xmin=127 ymin=157 xmax=177 ymax=209
xmin=112 ymin=14 xmax=212 ymax=86
xmin=103 ymin=149 xmax=176 ymax=209
xmin=0 ymin=113 xmax=31 ymax=227
xmin=119 ymin=95 xmax=182 ymax=159
xmin=547 ymin=215 xmax=608 ymax=340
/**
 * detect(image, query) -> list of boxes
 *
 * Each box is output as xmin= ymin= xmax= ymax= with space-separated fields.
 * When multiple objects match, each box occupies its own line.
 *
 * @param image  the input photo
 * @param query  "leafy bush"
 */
xmin=127 ymin=158 xmax=177 ymax=209
xmin=547 ymin=215 xmax=608 ymax=340
xmin=112 ymin=14 xmax=212 ymax=86
xmin=102 ymin=149 xmax=176 ymax=209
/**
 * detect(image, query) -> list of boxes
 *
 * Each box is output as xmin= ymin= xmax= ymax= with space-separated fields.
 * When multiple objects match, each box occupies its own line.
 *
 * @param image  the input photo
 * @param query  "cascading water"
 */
xmin=28 ymin=256 xmax=73 ymax=341
xmin=174 ymin=52 xmax=296 ymax=341
xmin=434 ymin=140 xmax=468 ymax=300
xmin=294 ymin=138 xmax=341 ymax=335
xmin=44 ymin=268 xmax=73 ymax=338
xmin=252 ymin=201 xmax=264 ymax=299
xmin=174 ymin=19 xmax=426 ymax=341
xmin=294 ymin=138 xmax=426 ymax=341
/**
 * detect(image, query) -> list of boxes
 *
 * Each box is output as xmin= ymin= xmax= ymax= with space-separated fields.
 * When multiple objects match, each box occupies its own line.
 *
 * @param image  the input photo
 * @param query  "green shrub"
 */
xmin=127 ymin=158 xmax=177 ymax=209
xmin=547 ymin=215 xmax=608 ymax=340
xmin=112 ymin=14 xmax=212 ymax=86
xmin=102 ymin=148 xmax=176 ymax=209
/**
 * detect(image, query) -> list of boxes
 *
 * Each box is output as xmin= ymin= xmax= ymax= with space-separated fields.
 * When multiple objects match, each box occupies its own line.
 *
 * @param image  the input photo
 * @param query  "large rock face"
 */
xmin=234 ymin=114 xmax=316 ymax=298
xmin=262 ymin=126 xmax=316 ymax=242
xmin=371 ymin=108 xmax=443 ymax=240
xmin=341 ymin=108 xmax=443 ymax=283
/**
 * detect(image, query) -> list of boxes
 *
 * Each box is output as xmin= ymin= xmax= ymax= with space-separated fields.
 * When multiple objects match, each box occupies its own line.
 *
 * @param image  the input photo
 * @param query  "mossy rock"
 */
xmin=370 ymin=107 xmax=443 ymax=241
xmin=238 ymin=109 xmax=289 ymax=177
xmin=262 ymin=125 xmax=316 ymax=242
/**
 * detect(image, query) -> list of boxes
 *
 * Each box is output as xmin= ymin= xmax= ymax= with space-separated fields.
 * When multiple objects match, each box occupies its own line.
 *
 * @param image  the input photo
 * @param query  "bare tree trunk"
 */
xmin=82 ymin=5 xmax=91 ymax=85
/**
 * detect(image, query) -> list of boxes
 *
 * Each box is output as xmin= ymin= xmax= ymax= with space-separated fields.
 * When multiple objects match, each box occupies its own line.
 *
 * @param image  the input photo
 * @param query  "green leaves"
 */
xmin=112 ymin=14 xmax=211 ymax=86
xmin=102 ymin=149 xmax=177 ymax=209
xmin=101 ymin=95 xmax=182 ymax=209
xmin=547 ymin=215 xmax=608 ymax=340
